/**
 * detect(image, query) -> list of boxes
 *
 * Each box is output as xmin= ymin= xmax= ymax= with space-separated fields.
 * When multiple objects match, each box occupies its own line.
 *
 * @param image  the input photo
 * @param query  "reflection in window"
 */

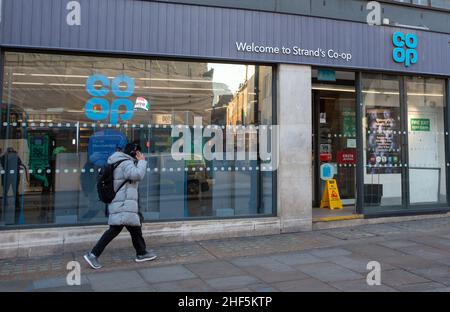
xmin=407 ymin=77 xmax=447 ymax=205
xmin=430 ymin=0 xmax=450 ymax=9
xmin=362 ymin=74 xmax=403 ymax=208
xmin=412 ymin=0 xmax=430 ymax=5
xmin=392 ymin=0 xmax=450 ymax=9
xmin=0 ymin=52 xmax=275 ymax=227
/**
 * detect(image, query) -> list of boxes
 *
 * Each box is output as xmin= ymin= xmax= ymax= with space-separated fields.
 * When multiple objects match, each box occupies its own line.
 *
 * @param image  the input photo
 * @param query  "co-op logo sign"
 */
xmin=392 ymin=32 xmax=418 ymax=67
xmin=85 ymin=74 xmax=135 ymax=124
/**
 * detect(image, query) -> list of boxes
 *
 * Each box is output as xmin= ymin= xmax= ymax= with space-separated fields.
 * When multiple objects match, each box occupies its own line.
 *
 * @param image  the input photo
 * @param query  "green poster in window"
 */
xmin=411 ymin=118 xmax=430 ymax=131
xmin=342 ymin=111 xmax=356 ymax=137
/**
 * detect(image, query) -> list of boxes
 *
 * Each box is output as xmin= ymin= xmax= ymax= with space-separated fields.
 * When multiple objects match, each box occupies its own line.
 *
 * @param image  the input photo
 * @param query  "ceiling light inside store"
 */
xmin=407 ymin=92 xmax=443 ymax=97
xmin=12 ymin=82 xmax=45 ymax=85
xmin=48 ymin=83 xmax=85 ymax=87
xmin=29 ymin=73 xmax=89 ymax=78
xmin=47 ymin=108 xmax=64 ymax=112
xmin=363 ymin=90 xmax=443 ymax=97
xmin=312 ymin=86 xmax=355 ymax=93
xmin=12 ymin=73 xmax=217 ymax=83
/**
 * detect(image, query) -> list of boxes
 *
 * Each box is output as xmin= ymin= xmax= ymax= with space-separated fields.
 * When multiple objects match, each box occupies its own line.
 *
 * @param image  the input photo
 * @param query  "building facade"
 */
xmin=1 ymin=0 xmax=450 ymax=254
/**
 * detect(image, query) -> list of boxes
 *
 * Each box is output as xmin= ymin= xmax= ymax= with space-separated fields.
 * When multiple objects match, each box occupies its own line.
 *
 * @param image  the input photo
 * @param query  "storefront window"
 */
xmin=363 ymin=74 xmax=403 ymax=208
xmin=407 ymin=77 xmax=447 ymax=205
xmin=430 ymin=0 xmax=450 ymax=9
xmin=0 ymin=52 xmax=275 ymax=227
xmin=363 ymin=73 xmax=448 ymax=213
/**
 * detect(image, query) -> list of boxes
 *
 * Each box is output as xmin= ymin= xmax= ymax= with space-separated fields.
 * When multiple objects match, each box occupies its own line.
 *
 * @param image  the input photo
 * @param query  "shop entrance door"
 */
xmin=312 ymin=88 xmax=357 ymax=211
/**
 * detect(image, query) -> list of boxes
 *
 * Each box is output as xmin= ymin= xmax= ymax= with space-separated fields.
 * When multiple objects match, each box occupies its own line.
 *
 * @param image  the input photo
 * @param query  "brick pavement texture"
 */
xmin=2 ymin=218 xmax=450 ymax=292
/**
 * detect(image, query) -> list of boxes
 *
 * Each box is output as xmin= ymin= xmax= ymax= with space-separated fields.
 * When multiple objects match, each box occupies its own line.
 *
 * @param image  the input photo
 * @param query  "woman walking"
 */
xmin=84 ymin=142 xmax=157 ymax=269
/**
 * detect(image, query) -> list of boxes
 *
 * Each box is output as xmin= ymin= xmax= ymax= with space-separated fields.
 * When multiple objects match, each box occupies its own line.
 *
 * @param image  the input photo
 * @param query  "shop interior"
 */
xmin=312 ymin=69 xmax=448 ymax=220
xmin=312 ymin=69 xmax=360 ymax=221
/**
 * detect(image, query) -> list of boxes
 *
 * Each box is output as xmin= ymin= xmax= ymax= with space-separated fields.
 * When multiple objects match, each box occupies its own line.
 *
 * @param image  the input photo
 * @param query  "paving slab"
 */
xmin=344 ymin=243 xmax=408 ymax=259
xmin=294 ymin=262 xmax=363 ymax=283
xmin=435 ymin=257 xmax=450 ymax=267
xmin=230 ymin=256 xmax=282 ymax=268
xmin=110 ymin=286 xmax=156 ymax=292
xmin=269 ymin=252 xmax=327 ymax=266
xmin=240 ymin=265 xmax=310 ymax=283
xmin=357 ymin=224 xmax=406 ymax=236
xmin=411 ymin=266 xmax=450 ymax=286
xmin=378 ymin=240 xmax=420 ymax=249
xmin=273 ymin=278 xmax=339 ymax=292
xmin=381 ymin=269 xmax=431 ymax=287
xmin=381 ymin=254 xmax=438 ymax=271
xmin=185 ymin=261 xmax=245 ymax=279
xmin=408 ymin=236 xmax=450 ymax=249
xmin=328 ymin=279 xmax=397 ymax=292
xmin=225 ymin=287 xmax=253 ymax=292
xmin=87 ymin=270 xmax=148 ymax=291
xmin=309 ymin=247 xmax=353 ymax=258
xmin=321 ymin=228 xmax=376 ymax=240
xmin=247 ymin=283 xmax=279 ymax=292
xmin=30 ymin=275 xmax=90 ymax=291
xmin=152 ymin=278 xmax=215 ymax=292
xmin=397 ymin=245 xmax=450 ymax=261
xmin=394 ymin=282 xmax=447 ymax=292
xmin=33 ymin=285 xmax=94 ymax=292
xmin=427 ymin=287 xmax=450 ymax=292
xmin=205 ymin=275 xmax=261 ymax=290
xmin=0 ymin=280 xmax=32 ymax=292
xmin=327 ymin=255 xmax=395 ymax=273
xmin=139 ymin=265 xmax=197 ymax=284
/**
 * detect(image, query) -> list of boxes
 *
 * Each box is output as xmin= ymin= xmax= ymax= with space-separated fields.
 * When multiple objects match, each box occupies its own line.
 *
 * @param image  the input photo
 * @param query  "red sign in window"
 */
xmin=337 ymin=150 xmax=356 ymax=164
xmin=320 ymin=153 xmax=332 ymax=162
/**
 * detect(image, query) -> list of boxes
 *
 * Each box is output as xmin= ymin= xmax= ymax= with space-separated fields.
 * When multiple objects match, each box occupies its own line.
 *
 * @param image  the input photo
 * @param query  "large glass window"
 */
xmin=391 ymin=0 xmax=450 ymax=10
xmin=0 ymin=52 xmax=275 ymax=227
xmin=363 ymin=74 xmax=404 ymax=209
xmin=407 ymin=77 xmax=447 ymax=205
xmin=362 ymin=73 xmax=448 ymax=214
xmin=430 ymin=0 xmax=450 ymax=9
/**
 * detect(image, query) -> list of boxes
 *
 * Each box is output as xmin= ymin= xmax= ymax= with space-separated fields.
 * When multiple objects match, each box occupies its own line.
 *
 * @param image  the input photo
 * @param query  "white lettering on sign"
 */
xmin=236 ymin=42 xmax=352 ymax=62
xmin=66 ymin=1 xmax=81 ymax=26
xmin=235 ymin=42 xmax=280 ymax=54
xmin=366 ymin=1 xmax=382 ymax=26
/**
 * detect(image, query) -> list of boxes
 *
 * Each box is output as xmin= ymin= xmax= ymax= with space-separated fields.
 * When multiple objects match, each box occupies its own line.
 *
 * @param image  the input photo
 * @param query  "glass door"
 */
xmin=313 ymin=87 xmax=357 ymax=209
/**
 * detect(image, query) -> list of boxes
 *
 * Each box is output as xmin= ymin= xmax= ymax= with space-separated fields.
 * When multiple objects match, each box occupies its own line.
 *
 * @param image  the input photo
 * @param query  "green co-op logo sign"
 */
xmin=392 ymin=32 xmax=418 ymax=67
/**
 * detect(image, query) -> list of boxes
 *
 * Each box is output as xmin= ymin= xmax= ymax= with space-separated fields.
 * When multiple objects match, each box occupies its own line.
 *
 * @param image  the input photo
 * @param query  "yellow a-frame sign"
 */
xmin=320 ymin=179 xmax=343 ymax=210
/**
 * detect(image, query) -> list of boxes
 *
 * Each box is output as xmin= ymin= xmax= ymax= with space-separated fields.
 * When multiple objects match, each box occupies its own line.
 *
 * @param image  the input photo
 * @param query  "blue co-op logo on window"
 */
xmin=85 ymin=74 xmax=135 ymax=124
xmin=392 ymin=32 xmax=418 ymax=67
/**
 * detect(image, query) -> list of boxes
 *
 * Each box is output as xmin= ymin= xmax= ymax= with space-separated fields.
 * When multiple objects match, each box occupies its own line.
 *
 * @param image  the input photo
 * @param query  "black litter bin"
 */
xmin=364 ymin=184 xmax=383 ymax=205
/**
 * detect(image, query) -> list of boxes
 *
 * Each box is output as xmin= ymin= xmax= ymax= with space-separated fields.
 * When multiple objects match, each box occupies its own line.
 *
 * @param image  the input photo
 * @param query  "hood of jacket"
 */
xmin=107 ymin=151 xmax=134 ymax=165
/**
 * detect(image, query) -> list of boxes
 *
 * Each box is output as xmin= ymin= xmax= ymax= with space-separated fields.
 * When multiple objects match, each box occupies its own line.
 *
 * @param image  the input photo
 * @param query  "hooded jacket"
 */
xmin=107 ymin=151 xmax=147 ymax=226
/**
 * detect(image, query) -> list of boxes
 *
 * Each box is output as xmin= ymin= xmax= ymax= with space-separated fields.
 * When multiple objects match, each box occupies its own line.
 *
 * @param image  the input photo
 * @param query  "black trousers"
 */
xmin=91 ymin=225 xmax=147 ymax=257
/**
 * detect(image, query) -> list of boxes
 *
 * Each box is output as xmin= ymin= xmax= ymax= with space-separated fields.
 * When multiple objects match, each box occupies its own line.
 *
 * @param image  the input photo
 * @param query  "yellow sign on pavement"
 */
xmin=320 ymin=179 xmax=343 ymax=210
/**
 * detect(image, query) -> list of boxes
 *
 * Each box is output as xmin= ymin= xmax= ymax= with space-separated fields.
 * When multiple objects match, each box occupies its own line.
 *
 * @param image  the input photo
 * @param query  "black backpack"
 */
xmin=97 ymin=159 xmax=130 ymax=204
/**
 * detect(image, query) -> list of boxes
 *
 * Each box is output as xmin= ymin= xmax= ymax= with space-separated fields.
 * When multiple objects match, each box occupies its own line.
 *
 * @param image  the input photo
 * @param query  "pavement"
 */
xmin=2 ymin=217 xmax=450 ymax=292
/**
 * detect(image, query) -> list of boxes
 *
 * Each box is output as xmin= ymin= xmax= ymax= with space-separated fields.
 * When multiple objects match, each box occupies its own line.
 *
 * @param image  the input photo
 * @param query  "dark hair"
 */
xmin=123 ymin=141 xmax=141 ymax=158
